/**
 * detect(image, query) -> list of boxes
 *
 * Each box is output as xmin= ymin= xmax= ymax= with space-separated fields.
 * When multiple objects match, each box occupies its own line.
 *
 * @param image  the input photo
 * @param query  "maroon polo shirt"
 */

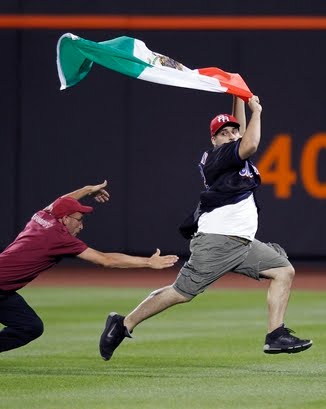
xmin=0 ymin=210 xmax=88 ymax=291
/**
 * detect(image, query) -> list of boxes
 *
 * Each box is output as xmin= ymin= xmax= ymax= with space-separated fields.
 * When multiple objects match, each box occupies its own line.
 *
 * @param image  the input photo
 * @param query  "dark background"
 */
xmin=1 ymin=2 xmax=326 ymax=260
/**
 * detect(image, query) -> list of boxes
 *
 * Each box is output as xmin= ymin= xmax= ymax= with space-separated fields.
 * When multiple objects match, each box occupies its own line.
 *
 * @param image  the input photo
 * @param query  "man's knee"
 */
xmin=277 ymin=265 xmax=295 ymax=284
xmin=149 ymin=285 xmax=191 ymax=303
xmin=279 ymin=264 xmax=295 ymax=282
xmin=261 ymin=264 xmax=295 ymax=282
xmin=283 ymin=264 xmax=295 ymax=281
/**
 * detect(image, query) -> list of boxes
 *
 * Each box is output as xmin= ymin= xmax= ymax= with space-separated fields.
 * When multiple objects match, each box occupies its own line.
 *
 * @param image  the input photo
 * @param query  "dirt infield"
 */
xmin=31 ymin=263 xmax=326 ymax=290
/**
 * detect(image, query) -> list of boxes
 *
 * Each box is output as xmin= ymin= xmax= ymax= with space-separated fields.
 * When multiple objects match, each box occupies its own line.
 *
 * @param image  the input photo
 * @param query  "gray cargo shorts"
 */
xmin=173 ymin=233 xmax=291 ymax=298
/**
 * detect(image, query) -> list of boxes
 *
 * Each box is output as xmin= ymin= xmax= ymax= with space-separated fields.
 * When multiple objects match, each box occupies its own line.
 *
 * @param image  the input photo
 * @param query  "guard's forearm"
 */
xmin=61 ymin=186 xmax=93 ymax=200
xmin=102 ymin=253 xmax=151 ymax=269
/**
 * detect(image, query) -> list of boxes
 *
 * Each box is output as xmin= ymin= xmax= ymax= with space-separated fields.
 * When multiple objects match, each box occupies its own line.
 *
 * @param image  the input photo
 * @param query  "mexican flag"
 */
xmin=56 ymin=33 xmax=252 ymax=100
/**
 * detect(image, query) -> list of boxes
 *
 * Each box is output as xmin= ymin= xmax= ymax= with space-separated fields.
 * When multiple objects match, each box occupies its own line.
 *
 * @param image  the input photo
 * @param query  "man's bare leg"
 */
xmin=261 ymin=265 xmax=312 ymax=354
xmin=99 ymin=285 xmax=190 ymax=361
xmin=261 ymin=265 xmax=295 ymax=332
xmin=124 ymin=285 xmax=191 ymax=332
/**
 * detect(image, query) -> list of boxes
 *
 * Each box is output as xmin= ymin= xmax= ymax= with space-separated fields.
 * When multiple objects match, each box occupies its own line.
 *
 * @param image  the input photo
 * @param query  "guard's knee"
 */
xmin=31 ymin=317 xmax=44 ymax=339
xmin=22 ymin=316 xmax=44 ymax=343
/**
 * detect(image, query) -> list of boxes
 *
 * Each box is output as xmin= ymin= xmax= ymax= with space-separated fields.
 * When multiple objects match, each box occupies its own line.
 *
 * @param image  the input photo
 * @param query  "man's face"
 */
xmin=63 ymin=212 xmax=84 ymax=236
xmin=211 ymin=126 xmax=241 ymax=147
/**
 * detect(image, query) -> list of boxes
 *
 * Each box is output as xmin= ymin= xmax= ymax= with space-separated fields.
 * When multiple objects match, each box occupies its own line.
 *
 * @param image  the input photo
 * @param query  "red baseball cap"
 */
xmin=210 ymin=114 xmax=240 ymax=136
xmin=49 ymin=197 xmax=93 ymax=218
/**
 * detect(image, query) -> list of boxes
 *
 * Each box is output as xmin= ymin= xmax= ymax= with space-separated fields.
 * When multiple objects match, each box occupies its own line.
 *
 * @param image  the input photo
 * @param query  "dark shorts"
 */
xmin=173 ymin=233 xmax=291 ymax=298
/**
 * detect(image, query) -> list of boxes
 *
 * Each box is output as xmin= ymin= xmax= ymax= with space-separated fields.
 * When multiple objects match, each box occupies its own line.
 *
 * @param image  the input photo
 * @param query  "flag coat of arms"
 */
xmin=56 ymin=33 xmax=252 ymax=101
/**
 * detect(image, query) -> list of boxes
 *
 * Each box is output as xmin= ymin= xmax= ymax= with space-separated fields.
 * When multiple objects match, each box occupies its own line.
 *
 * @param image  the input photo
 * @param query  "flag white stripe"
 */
xmin=139 ymin=66 xmax=227 ymax=93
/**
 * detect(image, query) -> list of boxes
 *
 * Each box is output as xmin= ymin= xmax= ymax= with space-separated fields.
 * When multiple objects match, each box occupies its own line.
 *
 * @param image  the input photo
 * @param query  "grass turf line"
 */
xmin=0 ymin=287 xmax=325 ymax=409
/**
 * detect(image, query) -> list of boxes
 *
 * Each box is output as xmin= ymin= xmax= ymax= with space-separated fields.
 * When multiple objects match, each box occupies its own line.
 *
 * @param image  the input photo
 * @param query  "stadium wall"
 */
xmin=1 ymin=1 xmax=325 ymax=259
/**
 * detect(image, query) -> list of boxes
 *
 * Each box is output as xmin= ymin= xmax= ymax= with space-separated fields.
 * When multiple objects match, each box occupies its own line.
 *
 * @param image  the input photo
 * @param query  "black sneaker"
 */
xmin=263 ymin=325 xmax=312 ymax=354
xmin=99 ymin=312 xmax=132 ymax=361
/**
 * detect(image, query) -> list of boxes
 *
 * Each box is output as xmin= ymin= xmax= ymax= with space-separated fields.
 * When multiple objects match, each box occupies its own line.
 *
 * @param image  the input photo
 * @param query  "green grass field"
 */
xmin=1 ymin=287 xmax=325 ymax=409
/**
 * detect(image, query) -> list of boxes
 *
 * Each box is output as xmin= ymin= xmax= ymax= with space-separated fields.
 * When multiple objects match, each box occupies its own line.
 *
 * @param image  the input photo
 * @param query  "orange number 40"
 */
xmin=256 ymin=133 xmax=326 ymax=199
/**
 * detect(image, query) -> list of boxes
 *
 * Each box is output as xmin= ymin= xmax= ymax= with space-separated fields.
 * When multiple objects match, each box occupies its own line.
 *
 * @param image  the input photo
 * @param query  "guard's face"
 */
xmin=63 ymin=212 xmax=84 ymax=236
xmin=211 ymin=126 xmax=241 ymax=146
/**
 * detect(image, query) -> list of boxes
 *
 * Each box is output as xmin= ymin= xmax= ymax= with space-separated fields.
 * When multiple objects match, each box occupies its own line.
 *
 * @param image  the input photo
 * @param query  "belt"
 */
xmin=228 ymin=235 xmax=251 ymax=246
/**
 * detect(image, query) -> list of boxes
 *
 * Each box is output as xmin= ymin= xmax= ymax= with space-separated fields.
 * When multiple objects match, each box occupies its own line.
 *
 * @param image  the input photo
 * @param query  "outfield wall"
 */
xmin=1 ymin=2 xmax=326 ymax=258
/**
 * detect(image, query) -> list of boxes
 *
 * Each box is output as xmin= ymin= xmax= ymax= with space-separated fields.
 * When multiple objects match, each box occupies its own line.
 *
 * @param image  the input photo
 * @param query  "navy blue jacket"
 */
xmin=179 ymin=140 xmax=261 ymax=239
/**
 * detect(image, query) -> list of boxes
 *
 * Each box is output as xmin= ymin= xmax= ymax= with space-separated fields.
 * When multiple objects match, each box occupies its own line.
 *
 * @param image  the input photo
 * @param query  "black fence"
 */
xmin=1 ymin=2 xmax=326 ymax=259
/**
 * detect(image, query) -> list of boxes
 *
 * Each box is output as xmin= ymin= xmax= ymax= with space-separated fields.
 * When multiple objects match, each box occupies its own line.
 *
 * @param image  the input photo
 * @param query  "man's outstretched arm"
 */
xmin=238 ymin=95 xmax=262 ymax=160
xmin=232 ymin=95 xmax=246 ymax=136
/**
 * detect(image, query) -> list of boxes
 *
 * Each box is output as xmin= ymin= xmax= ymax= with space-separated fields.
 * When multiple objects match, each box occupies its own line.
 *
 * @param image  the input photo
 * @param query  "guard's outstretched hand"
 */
xmin=149 ymin=249 xmax=179 ymax=269
xmin=88 ymin=180 xmax=110 ymax=203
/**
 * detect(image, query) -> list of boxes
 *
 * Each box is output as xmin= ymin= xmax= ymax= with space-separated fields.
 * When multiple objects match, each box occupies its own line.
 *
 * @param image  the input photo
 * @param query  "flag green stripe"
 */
xmin=58 ymin=36 xmax=94 ymax=88
xmin=58 ymin=35 xmax=151 ymax=89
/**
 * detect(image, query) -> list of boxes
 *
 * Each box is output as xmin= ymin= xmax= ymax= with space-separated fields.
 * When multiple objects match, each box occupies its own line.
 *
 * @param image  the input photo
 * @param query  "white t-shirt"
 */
xmin=197 ymin=193 xmax=258 ymax=241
